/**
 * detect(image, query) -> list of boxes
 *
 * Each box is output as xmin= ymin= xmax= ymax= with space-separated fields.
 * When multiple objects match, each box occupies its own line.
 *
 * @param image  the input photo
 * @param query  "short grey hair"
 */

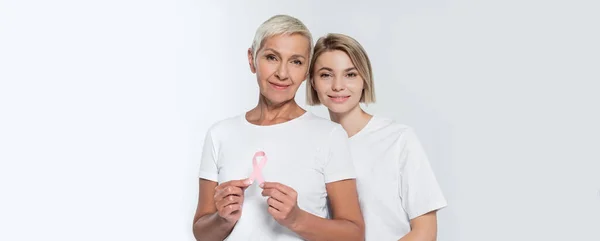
xmin=250 ymin=15 xmax=313 ymax=64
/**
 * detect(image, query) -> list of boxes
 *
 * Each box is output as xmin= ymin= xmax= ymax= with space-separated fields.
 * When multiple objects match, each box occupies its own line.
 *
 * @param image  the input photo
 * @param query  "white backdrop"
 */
xmin=1 ymin=0 xmax=599 ymax=240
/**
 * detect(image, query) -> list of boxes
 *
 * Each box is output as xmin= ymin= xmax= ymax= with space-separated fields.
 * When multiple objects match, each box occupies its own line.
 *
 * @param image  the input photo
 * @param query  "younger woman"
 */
xmin=307 ymin=33 xmax=447 ymax=241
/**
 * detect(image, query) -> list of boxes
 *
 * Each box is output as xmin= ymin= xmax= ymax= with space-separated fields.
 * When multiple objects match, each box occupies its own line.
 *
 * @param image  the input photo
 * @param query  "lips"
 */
xmin=269 ymin=82 xmax=290 ymax=90
xmin=328 ymin=95 xmax=350 ymax=103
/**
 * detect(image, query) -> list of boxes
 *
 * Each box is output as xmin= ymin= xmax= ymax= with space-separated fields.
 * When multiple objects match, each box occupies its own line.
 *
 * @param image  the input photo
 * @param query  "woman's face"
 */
xmin=312 ymin=50 xmax=364 ymax=114
xmin=248 ymin=34 xmax=310 ymax=105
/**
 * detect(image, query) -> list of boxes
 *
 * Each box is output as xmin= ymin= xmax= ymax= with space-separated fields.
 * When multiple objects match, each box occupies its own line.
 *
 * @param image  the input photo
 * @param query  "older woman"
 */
xmin=307 ymin=33 xmax=447 ymax=241
xmin=192 ymin=16 xmax=364 ymax=241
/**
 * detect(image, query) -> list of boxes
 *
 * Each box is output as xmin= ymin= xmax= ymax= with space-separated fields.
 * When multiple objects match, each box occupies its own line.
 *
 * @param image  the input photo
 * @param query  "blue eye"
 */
xmin=292 ymin=60 xmax=303 ymax=65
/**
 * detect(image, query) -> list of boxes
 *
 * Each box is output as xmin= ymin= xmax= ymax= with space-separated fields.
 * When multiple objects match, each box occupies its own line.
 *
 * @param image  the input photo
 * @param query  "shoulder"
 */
xmin=369 ymin=116 xmax=420 ymax=143
xmin=300 ymin=112 xmax=347 ymax=136
xmin=369 ymin=116 xmax=413 ymax=135
xmin=205 ymin=114 xmax=244 ymax=138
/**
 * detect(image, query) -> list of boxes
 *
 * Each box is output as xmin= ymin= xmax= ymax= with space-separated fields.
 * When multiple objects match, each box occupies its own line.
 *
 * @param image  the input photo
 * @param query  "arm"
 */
xmin=192 ymin=179 xmax=234 ymax=241
xmin=398 ymin=211 xmax=438 ymax=241
xmin=261 ymin=179 xmax=365 ymax=241
xmin=192 ymin=179 xmax=250 ymax=241
xmin=293 ymin=179 xmax=365 ymax=241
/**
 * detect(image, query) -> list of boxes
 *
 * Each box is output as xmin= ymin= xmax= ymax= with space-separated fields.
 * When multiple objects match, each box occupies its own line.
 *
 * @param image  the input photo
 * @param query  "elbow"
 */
xmin=352 ymin=219 xmax=365 ymax=241
xmin=191 ymin=221 xmax=200 ymax=241
xmin=335 ymin=217 xmax=364 ymax=241
xmin=358 ymin=223 xmax=366 ymax=240
xmin=192 ymin=216 xmax=206 ymax=241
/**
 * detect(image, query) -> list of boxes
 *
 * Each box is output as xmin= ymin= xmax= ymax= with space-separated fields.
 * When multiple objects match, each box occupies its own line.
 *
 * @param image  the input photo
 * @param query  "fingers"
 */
xmin=214 ymin=185 xmax=243 ymax=201
xmin=263 ymin=188 xmax=287 ymax=209
xmin=216 ymin=178 xmax=252 ymax=192
xmin=216 ymin=195 xmax=243 ymax=210
xmin=266 ymin=197 xmax=286 ymax=212
xmin=261 ymin=188 xmax=289 ymax=203
xmin=219 ymin=203 xmax=242 ymax=218
xmin=215 ymin=190 xmax=243 ymax=221
xmin=261 ymin=182 xmax=297 ymax=199
xmin=267 ymin=205 xmax=280 ymax=217
xmin=261 ymin=185 xmax=295 ymax=217
xmin=214 ymin=178 xmax=253 ymax=201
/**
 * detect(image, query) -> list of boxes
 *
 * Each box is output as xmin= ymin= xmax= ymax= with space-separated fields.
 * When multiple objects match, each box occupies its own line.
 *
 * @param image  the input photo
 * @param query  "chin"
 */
xmin=325 ymin=104 xmax=353 ymax=114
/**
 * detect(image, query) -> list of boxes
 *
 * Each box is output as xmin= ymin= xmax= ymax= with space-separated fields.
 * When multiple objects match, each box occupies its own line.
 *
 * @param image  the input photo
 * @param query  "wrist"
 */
xmin=289 ymin=209 xmax=309 ymax=233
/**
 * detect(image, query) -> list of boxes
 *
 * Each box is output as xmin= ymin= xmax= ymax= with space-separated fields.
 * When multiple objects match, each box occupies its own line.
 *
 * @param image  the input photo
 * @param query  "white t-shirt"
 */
xmin=349 ymin=116 xmax=447 ymax=240
xmin=198 ymin=112 xmax=356 ymax=241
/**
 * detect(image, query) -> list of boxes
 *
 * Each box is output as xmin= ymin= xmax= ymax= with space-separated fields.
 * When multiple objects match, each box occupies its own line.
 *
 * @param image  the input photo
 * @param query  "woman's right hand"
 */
xmin=213 ymin=178 xmax=252 ymax=224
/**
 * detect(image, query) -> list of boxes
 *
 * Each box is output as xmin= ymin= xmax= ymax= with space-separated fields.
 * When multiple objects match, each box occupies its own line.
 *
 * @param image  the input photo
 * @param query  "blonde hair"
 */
xmin=250 ymin=15 xmax=313 ymax=64
xmin=306 ymin=33 xmax=375 ymax=105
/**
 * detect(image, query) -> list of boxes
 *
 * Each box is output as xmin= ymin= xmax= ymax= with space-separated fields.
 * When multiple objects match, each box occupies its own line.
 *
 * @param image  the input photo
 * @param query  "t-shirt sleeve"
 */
xmin=198 ymin=129 xmax=219 ymax=182
xmin=324 ymin=126 xmax=357 ymax=183
xmin=398 ymin=128 xmax=447 ymax=220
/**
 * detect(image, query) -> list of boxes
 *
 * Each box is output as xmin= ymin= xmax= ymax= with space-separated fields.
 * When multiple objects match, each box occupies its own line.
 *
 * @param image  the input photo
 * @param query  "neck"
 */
xmin=246 ymin=95 xmax=305 ymax=125
xmin=329 ymin=105 xmax=372 ymax=138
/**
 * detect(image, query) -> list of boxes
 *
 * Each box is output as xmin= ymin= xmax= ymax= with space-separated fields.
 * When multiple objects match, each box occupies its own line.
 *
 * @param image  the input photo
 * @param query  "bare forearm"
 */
xmin=398 ymin=229 xmax=436 ymax=241
xmin=291 ymin=210 xmax=364 ymax=241
xmin=192 ymin=213 xmax=236 ymax=241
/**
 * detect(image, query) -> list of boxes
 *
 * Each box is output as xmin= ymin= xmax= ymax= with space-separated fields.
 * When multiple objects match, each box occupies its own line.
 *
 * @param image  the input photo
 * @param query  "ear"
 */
xmin=247 ymin=48 xmax=256 ymax=73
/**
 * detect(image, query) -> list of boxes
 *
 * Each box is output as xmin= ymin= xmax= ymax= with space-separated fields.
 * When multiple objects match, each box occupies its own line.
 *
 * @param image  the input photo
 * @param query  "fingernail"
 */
xmin=245 ymin=179 xmax=252 ymax=185
xmin=259 ymin=183 xmax=264 ymax=188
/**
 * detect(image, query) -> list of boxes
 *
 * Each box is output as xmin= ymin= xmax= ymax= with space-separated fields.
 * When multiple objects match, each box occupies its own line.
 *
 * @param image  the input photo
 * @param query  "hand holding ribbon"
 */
xmin=213 ymin=178 xmax=252 ymax=224
xmin=260 ymin=182 xmax=306 ymax=229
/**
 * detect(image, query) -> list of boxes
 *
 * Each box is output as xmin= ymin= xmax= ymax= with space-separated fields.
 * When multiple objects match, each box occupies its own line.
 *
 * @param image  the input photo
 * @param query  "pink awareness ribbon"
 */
xmin=249 ymin=151 xmax=267 ymax=185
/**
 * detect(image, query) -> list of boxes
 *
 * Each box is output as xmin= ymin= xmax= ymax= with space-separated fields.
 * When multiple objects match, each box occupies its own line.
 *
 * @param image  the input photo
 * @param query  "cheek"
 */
xmin=257 ymin=62 xmax=275 ymax=78
xmin=348 ymin=79 xmax=364 ymax=93
xmin=313 ymin=80 xmax=328 ymax=95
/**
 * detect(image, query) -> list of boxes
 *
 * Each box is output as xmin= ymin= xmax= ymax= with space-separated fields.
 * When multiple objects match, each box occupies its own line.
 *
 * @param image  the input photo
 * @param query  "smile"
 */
xmin=269 ymin=82 xmax=290 ymax=90
xmin=328 ymin=95 xmax=350 ymax=103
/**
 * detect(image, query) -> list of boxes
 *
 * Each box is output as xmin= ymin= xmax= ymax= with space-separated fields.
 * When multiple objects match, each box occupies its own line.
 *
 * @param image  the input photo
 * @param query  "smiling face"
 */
xmin=312 ymin=50 xmax=365 ymax=114
xmin=248 ymin=33 xmax=311 ymax=105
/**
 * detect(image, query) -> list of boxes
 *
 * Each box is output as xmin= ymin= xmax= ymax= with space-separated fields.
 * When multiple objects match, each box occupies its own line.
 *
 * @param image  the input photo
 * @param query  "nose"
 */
xmin=332 ymin=76 xmax=345 ymax=91
xmin=274 ymin=63 xmax=289 ymax=80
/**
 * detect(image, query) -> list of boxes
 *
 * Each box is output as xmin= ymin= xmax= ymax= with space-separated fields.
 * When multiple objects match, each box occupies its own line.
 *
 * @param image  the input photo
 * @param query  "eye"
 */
xmin=320 ymin=73 xmax=332 ymax=78
xmin=346 ymin=72 xmax=358 ymax=78
xmin=291 ymin=60 xmax=303 ymax=65
xmin=266 ymin=54 xmax=277 ymax=61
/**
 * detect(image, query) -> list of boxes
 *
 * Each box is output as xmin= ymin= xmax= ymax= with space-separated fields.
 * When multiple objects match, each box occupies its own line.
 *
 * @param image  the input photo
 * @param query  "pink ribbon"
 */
xmin=249 ymin=151 xmax=267 ymax=185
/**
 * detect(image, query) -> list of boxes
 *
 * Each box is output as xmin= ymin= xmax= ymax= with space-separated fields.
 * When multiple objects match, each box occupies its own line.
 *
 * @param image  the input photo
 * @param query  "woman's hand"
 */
xmin=214 ymin=179 xmax=252 ymax=224
xmin=260 ymin=182 xmax=306 ymax=229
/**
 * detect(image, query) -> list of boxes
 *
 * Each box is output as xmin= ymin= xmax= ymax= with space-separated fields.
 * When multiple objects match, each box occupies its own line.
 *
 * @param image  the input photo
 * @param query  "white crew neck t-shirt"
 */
xmin=198 ymin=112 xmax=356 ymax=241
xmin=349 ymin=116 xmax=447 ymax=240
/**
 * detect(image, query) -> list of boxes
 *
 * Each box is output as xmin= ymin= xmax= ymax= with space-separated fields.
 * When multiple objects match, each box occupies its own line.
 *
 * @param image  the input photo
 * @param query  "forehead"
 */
xmin=315 ymin=50 xmax=354 ymax=68
xmin=260 ymin=34 xmax=310 ymax=57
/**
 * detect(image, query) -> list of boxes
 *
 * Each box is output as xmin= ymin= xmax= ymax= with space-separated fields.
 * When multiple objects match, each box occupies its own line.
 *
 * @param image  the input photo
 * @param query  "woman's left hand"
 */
xmin=260 ymin=182 xmax=306 ymax=229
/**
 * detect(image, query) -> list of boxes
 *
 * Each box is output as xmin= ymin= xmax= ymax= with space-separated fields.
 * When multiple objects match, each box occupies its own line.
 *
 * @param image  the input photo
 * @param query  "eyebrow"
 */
xmin=317 ymin=67 xmax=357 ymax=72
xmin=263 ymin=48 xmax=307 ymax=60
xmin=317 ymin=67 xmax=333 ymax=72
